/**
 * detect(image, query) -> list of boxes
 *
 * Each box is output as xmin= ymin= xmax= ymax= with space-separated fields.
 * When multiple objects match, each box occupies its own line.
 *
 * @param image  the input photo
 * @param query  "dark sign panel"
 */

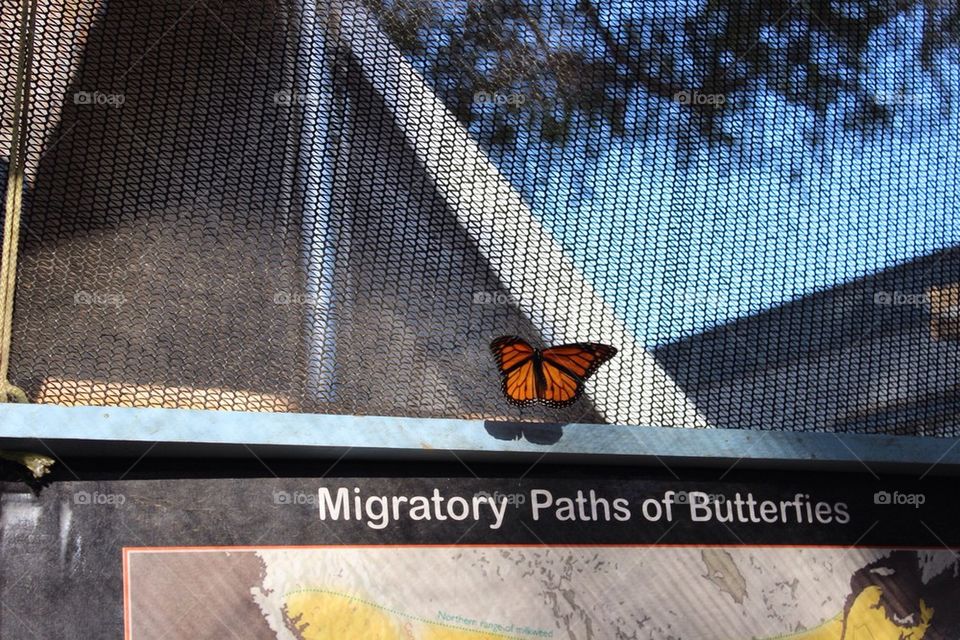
xmin=20 ymin=468 xmax=948 ymax=640
xmin=3 ymin=464 xmax=958 ymax=639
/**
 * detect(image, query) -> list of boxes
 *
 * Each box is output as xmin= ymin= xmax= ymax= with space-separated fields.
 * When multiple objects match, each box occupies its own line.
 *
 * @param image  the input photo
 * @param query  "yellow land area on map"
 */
xmin=774 ymin=586 xmax=931 ymax=640
xmin=284 ymin=590 xmax=525 ymax=640
xmin=283 ymin=584 xmax=933 ymax=640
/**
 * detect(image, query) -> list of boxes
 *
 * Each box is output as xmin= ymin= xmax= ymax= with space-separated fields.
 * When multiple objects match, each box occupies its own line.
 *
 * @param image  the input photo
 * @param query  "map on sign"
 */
xmin=123 ymin=546 xmax=958 ymax=639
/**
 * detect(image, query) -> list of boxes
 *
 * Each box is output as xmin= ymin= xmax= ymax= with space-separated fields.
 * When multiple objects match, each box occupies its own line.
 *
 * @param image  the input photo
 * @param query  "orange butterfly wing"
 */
xmin=540 ymin=343 xmax=617 ymax=406
xmin=539 ymin=357 xmax=582 ymax=405
xmin=490 ymin=336 xmax=616 ymax=407
xmin=490 ymin=336 xmax=539 ymax=404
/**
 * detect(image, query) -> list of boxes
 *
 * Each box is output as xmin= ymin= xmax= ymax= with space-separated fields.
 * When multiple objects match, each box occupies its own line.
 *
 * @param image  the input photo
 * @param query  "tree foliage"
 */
xmin=363 ymin=0 xmax=960 ymax=147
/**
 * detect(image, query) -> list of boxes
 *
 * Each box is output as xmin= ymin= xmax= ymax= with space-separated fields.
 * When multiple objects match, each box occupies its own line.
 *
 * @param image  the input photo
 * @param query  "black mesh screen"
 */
xmin=1 ymin=0 xmax=958 ymax=431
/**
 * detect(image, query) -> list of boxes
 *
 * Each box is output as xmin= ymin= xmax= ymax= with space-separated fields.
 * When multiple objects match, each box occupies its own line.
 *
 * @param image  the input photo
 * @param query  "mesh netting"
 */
xmin=1 ymin=0 xmax=958 ymax=431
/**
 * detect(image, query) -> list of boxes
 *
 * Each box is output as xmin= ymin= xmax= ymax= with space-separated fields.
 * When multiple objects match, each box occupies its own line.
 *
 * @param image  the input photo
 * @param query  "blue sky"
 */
xmin=467 ymin=2 xmax=960 ymax=347
xmin=392 ymin=0 xmax=960 ymax=348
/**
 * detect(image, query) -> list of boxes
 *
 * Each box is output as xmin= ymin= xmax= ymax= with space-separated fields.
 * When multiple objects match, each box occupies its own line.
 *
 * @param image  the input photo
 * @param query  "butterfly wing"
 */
xmin=490 ymin=336 xmax=539 ymax=405
xmin=539 ymin=343 xmax=617 ymax=406
xmin=539 ymin=356 xmax=582 ymax=405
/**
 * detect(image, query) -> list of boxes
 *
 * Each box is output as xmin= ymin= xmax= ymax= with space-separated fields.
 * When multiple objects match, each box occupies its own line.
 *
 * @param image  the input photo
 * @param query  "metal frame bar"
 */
xmin=1 ymin=403 xmax=958 ymax=475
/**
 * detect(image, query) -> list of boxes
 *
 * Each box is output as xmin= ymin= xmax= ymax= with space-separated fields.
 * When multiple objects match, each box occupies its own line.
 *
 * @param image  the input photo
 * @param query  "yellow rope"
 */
xmin=0 ymin=0 xmax=37 ymax=404
xmin=0 ymin=0 xmax=56 ymax=481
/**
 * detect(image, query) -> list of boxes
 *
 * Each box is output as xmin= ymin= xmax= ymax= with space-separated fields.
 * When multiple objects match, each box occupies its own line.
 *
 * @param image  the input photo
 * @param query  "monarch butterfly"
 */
xmin=489 ymin=336 xmax=617 ymax=407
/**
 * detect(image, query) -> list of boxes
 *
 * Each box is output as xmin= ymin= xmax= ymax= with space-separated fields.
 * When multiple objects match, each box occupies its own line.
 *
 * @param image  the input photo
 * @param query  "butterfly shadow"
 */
xmin=483 ymin=420 xmax=564 ymax=445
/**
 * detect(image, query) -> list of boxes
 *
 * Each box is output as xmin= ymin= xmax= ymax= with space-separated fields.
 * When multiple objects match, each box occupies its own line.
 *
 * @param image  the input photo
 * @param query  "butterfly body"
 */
xmin=490 ymin=336 xmax=617 ymax=407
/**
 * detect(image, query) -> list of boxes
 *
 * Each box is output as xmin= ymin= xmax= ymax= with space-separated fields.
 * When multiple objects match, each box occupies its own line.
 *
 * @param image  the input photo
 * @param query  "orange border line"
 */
xmin=122 ymin=548 xmax=131 ymax=640
xmin=122 ymin=543 xmax=960 ymax=552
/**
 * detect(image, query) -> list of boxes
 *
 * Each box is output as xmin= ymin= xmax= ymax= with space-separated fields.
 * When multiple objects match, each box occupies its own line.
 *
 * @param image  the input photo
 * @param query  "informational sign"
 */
xmin=119 ymin=475 xmax=960 ymax=639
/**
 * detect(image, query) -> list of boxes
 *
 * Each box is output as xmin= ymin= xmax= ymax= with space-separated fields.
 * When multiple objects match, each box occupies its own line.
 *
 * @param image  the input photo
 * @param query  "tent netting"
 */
xmin=0 ymin=0 xmax=958 ymax=432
